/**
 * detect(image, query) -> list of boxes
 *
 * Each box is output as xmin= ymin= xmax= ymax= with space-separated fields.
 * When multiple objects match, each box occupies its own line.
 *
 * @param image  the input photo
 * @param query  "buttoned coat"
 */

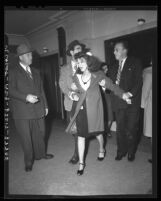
xmin=141 ymin=67 xmax=152 ymax=137
xmin=9 ymin=63 xmax=48 ymax=119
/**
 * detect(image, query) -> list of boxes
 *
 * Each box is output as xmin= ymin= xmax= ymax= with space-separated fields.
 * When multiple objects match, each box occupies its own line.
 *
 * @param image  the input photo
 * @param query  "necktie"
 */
xmin=26 ymin=66 xmax=33 ymax=79
xmin=115 ymin=60 xmax=123 ymax=85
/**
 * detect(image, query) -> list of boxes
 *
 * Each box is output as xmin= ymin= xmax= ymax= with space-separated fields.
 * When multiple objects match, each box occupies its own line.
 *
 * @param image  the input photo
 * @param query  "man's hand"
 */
xmin=122 ymin=92 xmax=133 ymax=100
xmin=122 ymin=92 xmax=133 ymax=104
xmin=125 ymin=98 xmax=132 ymax=104
xmin=26 ymin=94 xmax=39 ymax=104
xmin=45 ymin=108 xmax=48 ymax=116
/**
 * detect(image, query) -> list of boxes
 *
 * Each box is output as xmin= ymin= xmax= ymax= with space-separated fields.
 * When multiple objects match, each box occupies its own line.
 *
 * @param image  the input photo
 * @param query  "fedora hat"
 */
xmin=66 ymin=40 xmax=87 ymax=56
xmin=16 ymin=44 xmax=33 ymax=56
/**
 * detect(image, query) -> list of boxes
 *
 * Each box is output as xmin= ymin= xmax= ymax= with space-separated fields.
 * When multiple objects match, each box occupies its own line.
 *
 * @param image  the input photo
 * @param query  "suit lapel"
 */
xmin=121 ymin=57 xmax=131 ymax=78
xmin=17 ymin=63 xmax=33 ymax=80
xmin=17 ymin=63 xmax=30 ymax=79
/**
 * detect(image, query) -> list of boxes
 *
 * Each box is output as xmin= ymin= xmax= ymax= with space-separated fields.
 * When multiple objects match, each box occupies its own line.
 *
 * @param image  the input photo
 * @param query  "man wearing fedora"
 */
xmin=59 ymin=40 xmax=91 ymax=164
xmin=9 ymin=44 xmax=53 ymax=172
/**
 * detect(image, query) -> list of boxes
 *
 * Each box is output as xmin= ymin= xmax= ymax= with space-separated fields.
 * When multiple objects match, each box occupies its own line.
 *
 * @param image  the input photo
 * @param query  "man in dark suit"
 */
xmin=9 ymin=44 xmax=54 ymax=172
xmin=108 ymin=41 xmax=142 ymax=161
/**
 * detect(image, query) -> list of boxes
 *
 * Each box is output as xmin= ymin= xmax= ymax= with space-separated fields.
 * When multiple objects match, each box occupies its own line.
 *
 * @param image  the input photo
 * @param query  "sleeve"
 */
xmin=40 ymin=73 xmax=48 ymax=108
xmin=141 ymin=72 xmax=152 ymax=108
xmin=128 ymin=59 xmax=143 ymax=97
xmin=98 ymin=71 xmax=124 ymax=99
xmin=104 ymin=76 xmax=124 ymax=99
xmin=59 ymin=66 xmax=73 ymax=98
xmin=8 ymin=68 xmax=27 ymax=103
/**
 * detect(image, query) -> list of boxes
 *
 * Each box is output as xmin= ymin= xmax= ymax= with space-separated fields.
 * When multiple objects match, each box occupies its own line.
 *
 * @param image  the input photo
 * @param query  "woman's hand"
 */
xmin=68 ymin=91 xmax=79 ymax=101
xmin=71 ymin=83 xmax=78 ymax=91
xmin=99 ymin=79 xmax=106 ymax=87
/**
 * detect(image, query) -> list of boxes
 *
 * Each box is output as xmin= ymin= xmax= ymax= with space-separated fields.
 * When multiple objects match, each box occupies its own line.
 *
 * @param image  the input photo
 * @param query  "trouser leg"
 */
xmin=14 ymin=119 xmax=33 ymax=167
xmin=115 ymin=110 xmax=128 ymax=155
xmin=126 ymin=109 xmax=140 ymax=155
xmin=68 ymin=106 xmax=78 ymax=159
xmin=73 ymin=134 xmax=78 ymax=158
xmin=30 ymin=118 xmax=46 ymax=160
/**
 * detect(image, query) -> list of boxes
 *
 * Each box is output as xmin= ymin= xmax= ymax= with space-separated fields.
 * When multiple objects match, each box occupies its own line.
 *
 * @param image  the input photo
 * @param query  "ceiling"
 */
xmin=4 ymin=10 xmax=74 ymax=36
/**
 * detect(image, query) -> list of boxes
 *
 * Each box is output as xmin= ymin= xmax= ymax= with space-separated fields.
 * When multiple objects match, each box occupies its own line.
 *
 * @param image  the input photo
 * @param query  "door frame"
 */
xmin=104 ymin=27 xmax=157 ymax=67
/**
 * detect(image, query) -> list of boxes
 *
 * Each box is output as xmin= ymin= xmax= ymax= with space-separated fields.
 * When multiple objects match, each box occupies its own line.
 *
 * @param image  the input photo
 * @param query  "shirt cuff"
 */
xmin=127 ymin=92 xmax=133 ymax=97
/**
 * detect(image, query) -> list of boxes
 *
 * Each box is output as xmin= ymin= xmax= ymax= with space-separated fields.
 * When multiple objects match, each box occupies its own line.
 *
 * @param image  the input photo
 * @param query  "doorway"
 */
xmin=104 ymin=27 xmax=157 ymax=69
xmin=39 ymin=54 xmax=61 ymax=119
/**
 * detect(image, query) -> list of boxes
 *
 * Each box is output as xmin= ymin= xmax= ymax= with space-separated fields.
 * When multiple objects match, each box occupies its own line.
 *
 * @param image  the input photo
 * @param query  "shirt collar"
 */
xmin=19 ymin=62 xmax=31 ymax=72
xmin=120 ymin=57 xmax=127 ymax=70
xmin=19 ymin=62 xmax=27 ymax=69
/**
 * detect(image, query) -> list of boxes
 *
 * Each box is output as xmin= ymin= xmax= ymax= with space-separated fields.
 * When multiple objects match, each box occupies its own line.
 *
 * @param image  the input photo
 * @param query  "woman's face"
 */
xmin=77 ymin=57 xmax=88 ymax=72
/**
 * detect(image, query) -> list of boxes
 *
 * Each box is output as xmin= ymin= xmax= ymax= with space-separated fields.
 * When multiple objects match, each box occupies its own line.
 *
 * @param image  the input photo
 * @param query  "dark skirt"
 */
xmin=71 ymin=100 xmax=103 ymax=138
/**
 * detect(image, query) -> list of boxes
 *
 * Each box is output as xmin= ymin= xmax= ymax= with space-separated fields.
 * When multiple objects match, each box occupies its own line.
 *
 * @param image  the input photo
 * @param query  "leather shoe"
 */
xmin=107 ymin=132 xmax=112 ymax=137
xmin=25 ymin=165 xmax=32 ymax=172
xmin=69 ymin=156 xmax=79 ymax=164
xmin=97 ymin=150 xmax=106 ymax=161
xmin=115 ymin=153 xmax=127 ymax=161
xmin=43 ymin=154 xmax=54 ymax=159
xmin=128 ymin=154 xmax=135 ymax=162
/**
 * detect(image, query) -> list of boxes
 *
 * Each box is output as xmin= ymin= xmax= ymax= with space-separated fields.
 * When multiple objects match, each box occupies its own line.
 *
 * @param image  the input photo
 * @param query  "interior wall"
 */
xmin=7 ymin=34 xmax=30 ymax=46
xmin=15 ymin=10 xmax=157 ymax=62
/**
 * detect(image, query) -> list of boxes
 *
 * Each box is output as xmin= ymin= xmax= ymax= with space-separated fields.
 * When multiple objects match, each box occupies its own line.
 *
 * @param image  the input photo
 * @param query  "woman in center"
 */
xmin=71 ymin=52 xmax=130 ymax=176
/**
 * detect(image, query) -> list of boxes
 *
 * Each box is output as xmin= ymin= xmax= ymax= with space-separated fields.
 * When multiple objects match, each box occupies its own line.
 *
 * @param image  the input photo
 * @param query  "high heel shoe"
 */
xmin=97 ymin=150 xmax=106 ymax=161
xmin=77 ymin=163 xmax=85 ymax=176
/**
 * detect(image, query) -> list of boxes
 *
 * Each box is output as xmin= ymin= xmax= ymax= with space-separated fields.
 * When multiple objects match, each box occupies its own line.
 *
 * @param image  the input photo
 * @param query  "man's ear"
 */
xmin=70 ymin=50 xmax=74 ymax=56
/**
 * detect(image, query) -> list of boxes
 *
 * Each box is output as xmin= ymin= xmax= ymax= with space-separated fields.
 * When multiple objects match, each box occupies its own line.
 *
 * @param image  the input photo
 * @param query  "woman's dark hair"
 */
xmin=100 ymin=62 xmax=108 ymax=70
xmin=74 ymin=52 xmax=101 ymax=72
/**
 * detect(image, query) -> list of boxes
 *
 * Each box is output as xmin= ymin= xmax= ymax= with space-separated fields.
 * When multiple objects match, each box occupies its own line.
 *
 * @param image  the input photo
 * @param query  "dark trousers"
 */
xmin=115 ymin=108 xmax=140 ymax=156
xmin=67 ymin=102 xmax=78 ymax=158
xmin=14 ymin=118 xmax=46 ymax=166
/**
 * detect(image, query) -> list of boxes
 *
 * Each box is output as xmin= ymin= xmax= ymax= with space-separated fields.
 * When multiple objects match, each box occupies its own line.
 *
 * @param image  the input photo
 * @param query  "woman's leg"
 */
xmin=96 ymin=134 xmax=105 ymax=158
xmin=78 ymin=136 xmax=85 ymax=169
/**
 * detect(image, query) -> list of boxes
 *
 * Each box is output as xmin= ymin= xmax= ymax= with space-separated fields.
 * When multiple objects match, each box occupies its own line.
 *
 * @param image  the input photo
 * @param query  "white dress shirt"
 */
xmin=120 ymin=57 xmax=127 ymax=71
xmin=19 ymin=62 xmax=32 ymax=74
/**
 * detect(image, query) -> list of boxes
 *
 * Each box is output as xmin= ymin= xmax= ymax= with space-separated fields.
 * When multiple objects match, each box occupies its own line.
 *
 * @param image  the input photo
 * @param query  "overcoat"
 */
xmin=59 ymin=62 xmax=74 ymax=111
xmin=70 ymin=71 xmax=124 ymax=133
xmin=141 ymin=67 xmax=152 ymax=137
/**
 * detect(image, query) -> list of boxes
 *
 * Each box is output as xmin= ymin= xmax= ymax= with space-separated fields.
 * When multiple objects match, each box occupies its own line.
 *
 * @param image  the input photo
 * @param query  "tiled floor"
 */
xmin=7 ymin=117 xmax=152 ymax=197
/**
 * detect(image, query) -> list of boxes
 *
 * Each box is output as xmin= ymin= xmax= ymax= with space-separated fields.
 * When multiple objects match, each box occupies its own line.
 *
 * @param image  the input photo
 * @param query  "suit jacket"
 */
xmin=9 ymin=63 xmax=48 ymax=119
xmin=59 ymin=62 xmax=74 ymax=111
xmin=108 ymin=56 xmax=143 ymax=111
